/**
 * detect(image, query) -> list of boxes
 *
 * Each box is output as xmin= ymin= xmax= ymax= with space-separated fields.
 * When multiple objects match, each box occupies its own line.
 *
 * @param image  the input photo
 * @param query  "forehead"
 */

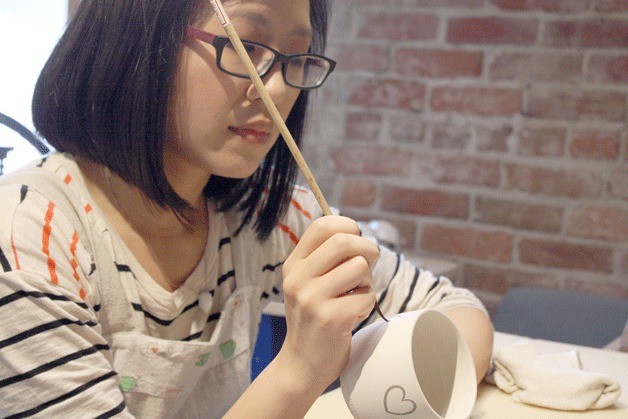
xmin=220 ymin=0 xmax=312 ymax=37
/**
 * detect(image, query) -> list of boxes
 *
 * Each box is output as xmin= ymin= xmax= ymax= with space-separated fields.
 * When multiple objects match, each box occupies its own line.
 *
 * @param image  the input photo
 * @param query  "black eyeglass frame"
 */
xmin=186 ymin=27 xmax=336 ymax=90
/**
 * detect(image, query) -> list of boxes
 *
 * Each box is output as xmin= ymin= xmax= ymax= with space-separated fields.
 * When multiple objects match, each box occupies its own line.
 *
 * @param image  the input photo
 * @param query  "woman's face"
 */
xmin=165 ymin=0 xmax=311 ymax=185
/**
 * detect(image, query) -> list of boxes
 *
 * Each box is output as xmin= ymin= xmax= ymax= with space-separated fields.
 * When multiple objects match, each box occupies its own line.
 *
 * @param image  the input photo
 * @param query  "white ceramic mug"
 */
xmin=340 ymin=309 xmax=477 ymax=418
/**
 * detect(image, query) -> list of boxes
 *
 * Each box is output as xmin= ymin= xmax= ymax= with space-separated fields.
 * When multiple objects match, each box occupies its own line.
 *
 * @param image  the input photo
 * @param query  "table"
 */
xmin=305 ymin=332 xmax=628 ymax=418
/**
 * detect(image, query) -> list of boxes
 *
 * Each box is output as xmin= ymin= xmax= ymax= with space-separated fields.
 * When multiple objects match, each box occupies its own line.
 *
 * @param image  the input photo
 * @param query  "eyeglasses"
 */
xmin=186 ymin=27 xmax=336 ymax=90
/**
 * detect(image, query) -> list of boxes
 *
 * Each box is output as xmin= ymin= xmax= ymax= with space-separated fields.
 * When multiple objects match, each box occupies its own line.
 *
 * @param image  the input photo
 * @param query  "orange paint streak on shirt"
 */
xmin=42 ymin=201 xmax=58 ymax=285
xmin=10 ymin=233 xmax=21 ymax=270
xmin=64 ymin=174 xmax=72 ymax=184
xmin=277 ymin=222 xmax=299 ymax=245
xmin=85 ymin=204 xmax=92 ymax=214
xmin=69 ymin=231 xmax=86 ymax=300
xmin=290 ymin=198 xmax=311 ymax=220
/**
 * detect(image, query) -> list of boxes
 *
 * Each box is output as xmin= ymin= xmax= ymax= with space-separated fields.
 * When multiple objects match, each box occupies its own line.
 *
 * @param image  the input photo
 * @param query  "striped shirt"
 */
xmin=0 ymin=153 xmax=486 ymax=417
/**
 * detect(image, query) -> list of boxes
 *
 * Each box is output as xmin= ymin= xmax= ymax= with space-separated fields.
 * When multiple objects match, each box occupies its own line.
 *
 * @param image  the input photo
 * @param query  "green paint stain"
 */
xmin=196 ymin=352 xmax=211 ymax=366
xmin=220 ymin=340 xmax=236 ymax=360
xmin=119 ymin=376 xmax=137 ymax=393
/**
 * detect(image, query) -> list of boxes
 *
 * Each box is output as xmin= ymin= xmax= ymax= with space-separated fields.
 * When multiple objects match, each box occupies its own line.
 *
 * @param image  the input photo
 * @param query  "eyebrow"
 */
xmin=225 ymin=9 xmax=313 ymax=38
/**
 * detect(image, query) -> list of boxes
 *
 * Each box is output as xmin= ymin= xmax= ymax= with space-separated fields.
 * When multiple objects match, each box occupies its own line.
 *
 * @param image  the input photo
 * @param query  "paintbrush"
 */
xmin=207 ymin=0 xmax=387 ymax=322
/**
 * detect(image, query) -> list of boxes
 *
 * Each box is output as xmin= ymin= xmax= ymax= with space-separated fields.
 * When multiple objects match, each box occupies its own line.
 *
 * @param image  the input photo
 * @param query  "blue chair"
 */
xmin=492 ymin=287 xmax=628 ymax=348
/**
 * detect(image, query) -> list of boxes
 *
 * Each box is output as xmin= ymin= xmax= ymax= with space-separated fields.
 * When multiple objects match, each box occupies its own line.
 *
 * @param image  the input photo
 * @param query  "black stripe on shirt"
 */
xmin=0 ymin=244 xmax=11 ymax=272
xmin=355 ymin=250 xmax=401 ymax=331
xmin=130 ymin=299 xmax=200 ymax=326
xmin=93 ymin=401 xmax=127 ymax=419
xmin=218 ymin=237 xmax=231 ymax=250
xmin=262 ymin=261 xmax=283 ymax=272
xmin=217 ymin=270 xmax=235 ymax=286
xmin=182 ymin=312 xmax=221 ymax=342
xmin=115 ymin=263 xmax=136 ymax=278
xmin=19 ymin=185 xmax=28 ymax=203
xmin=398 ymin=267 xmax=420 ymax=314
xmin=6 ymin=370 xmax=118 ymax=419
xmin=376 ymin=250 xmax=401 ymax=307
xmin=426 ymin=274 xmax=441 ymax=295
xmin=0 ymin=290 xmax=89 ymax=310
xmin=0 ymin=344 xmax=110 ymax=388
xmin=0 ymin=318 xmax=98 ymax=350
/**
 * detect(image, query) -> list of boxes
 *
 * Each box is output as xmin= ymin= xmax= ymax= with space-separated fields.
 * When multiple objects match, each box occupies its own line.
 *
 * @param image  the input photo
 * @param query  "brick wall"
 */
xmin=302 ymin=0 xmax=628 ymax=314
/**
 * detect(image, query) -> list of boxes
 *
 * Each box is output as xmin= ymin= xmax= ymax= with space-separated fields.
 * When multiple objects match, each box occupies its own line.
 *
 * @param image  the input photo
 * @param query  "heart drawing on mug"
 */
xmin=384 ymin=385 xmax=418 ymax=415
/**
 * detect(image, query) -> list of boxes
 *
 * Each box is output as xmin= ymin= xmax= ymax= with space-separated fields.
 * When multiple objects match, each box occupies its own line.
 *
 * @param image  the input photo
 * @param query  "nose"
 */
xmin=246 ymin=64 xmax=289 ymax=106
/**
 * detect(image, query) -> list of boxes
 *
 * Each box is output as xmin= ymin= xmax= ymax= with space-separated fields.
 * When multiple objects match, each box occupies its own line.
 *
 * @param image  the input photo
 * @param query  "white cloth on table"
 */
xmin=487 ymin=339 xmax=621 ymax=411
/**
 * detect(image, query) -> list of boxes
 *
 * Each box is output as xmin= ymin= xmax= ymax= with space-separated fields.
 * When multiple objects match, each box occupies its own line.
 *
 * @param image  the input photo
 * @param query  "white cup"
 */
xmin=340 ymin=309 xmax=477 ymax=418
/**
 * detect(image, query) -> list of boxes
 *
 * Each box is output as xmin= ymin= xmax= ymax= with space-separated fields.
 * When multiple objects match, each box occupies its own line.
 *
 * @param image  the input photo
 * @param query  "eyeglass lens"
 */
xmin=221 ymin=42 xmax=331 ymax=88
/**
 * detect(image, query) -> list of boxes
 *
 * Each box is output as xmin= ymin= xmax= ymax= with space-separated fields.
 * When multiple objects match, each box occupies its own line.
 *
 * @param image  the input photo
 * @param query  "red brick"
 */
xmin=527 ymin=88 xmax=625 ymax=122
xmin=505 ymin=164 xmax=601 ymax=198
xmin=543 ymin=19 xmax=628 ymax=48
xmin=570 ymin=129 xmax=620 ymax=161
xmin=357 ymin=12 xmax=439 ymax=41
xmin=517 ymin=126 xmax=566 ymax=157
xmin=348 ymin=78 xmax=426 ymax=111
xmin=491 ymin=0 xmax=590 ymax=12
xmin=595 ymin=0 xmax=628 ymax=12
xmin=345 ymin=112 xmax=382 ymax=142
xmin=431 ymin=87 xmax=522 ymax=117
xmin=447 ymin=17 xmax=538 ymax=45
xmin=328 ymin=44 xmax=390 ymax=73
xmin=563 ymin=278 xmax=628 ymax=299
xmin=475 ymin=196 xmax=563 ymax=233
xmin=421 ymin=225 xmax=513 ymax=262
xmin=431 ymin=120 xmax=472 ymax=149
xmin=381 ymin=187 xmax=469 ymax=219
xmin=490 ymin=52 xmax=582 ymax=83
xmin=461 ymin=264 xmax=508 ymax=294
xmin=331 ymin=145 xmax=412 ymax=175
xmin=340 ymin=178 xmax=377 ymax=207
xmin=388 ymin=114 xmax=427 ymax=144
xmin=586 ymin=54 xmax=628 ymax=84
xmin=519 ymin=238 xmax=613 ymax=273
xmin=608 ymin=170 xmax=628 ymax=200
xmin=566 ymin=206 xmax=628 ymax=241
xmin=405 ymin=0 xmax=484 ymax=7
xmin=418 ymin=155 xmax=500 ymax=187
xmin=462 ymin=263 xmax=559 ymax=294
xmin=476 ymin=125 xmax=512 ymax=152
xmin=394 ymin=49 xmax=483 ymax=78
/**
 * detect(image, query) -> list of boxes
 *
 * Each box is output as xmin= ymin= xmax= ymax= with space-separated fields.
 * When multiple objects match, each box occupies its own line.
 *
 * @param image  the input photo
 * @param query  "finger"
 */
xmin=317 ymin=255 xmax=374 ymax=298
xmin=302 ymin=233 xmax=379 ymax=278
xmin=288 ymin=216 xmax=360 ymax=263
xmin=328 ymin=290 xmax=377 ymax=326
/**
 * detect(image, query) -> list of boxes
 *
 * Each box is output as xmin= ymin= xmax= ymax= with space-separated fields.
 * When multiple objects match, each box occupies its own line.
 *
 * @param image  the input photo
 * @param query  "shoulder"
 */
xmin=0 ymin=154 xmax=97 ymax=305
xmin=270 ymin=186 xmax=326 ymax=246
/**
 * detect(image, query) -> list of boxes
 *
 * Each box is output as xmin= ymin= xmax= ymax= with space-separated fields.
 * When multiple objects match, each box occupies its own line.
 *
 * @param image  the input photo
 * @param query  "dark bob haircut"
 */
xmin=32 ymin=0 xmax=330 ymax=240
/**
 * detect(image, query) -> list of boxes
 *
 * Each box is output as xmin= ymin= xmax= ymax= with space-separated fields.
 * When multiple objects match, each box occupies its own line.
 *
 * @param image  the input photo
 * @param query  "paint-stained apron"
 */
xmin=95 ymin=231 xmax=261 ymax=418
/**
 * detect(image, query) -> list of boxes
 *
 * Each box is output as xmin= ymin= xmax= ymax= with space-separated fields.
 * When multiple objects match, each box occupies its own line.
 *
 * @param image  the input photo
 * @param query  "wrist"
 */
xmin=270 ymin=347 xmax=330 ymax=398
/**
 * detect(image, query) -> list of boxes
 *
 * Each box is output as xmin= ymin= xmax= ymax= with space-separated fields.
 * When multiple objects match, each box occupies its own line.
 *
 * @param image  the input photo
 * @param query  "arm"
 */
xmin=445 ymin=306 xmax=494 ymax=383
xmin=224 ymin=216 xmax=379 ymax=418
xmin=0 ymin=186 xmax=133 ymax=417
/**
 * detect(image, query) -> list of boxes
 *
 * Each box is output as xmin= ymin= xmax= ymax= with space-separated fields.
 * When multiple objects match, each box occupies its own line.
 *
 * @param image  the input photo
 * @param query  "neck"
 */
xmin=77 ymin=157 xmax=208 ymax=238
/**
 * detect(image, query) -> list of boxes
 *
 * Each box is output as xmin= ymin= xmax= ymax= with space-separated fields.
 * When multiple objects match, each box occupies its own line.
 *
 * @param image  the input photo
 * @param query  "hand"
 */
xmin=277 ymin=215 xmax=379 ymax=391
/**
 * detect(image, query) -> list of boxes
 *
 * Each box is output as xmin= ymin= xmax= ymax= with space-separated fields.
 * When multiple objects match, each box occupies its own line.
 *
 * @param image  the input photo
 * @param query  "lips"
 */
xmin=229 ymin=126 xmax=270 ymax=144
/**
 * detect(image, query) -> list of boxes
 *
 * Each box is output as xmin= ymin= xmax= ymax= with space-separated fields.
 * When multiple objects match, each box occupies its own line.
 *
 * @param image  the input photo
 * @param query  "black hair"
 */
xmin=32 ymin=0 xmax=329 ymax=240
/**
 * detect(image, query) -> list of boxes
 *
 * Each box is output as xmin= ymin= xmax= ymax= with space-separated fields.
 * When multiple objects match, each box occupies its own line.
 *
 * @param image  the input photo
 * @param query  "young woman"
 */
xmin=0 ymin=0 xmax=493 ymax=417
